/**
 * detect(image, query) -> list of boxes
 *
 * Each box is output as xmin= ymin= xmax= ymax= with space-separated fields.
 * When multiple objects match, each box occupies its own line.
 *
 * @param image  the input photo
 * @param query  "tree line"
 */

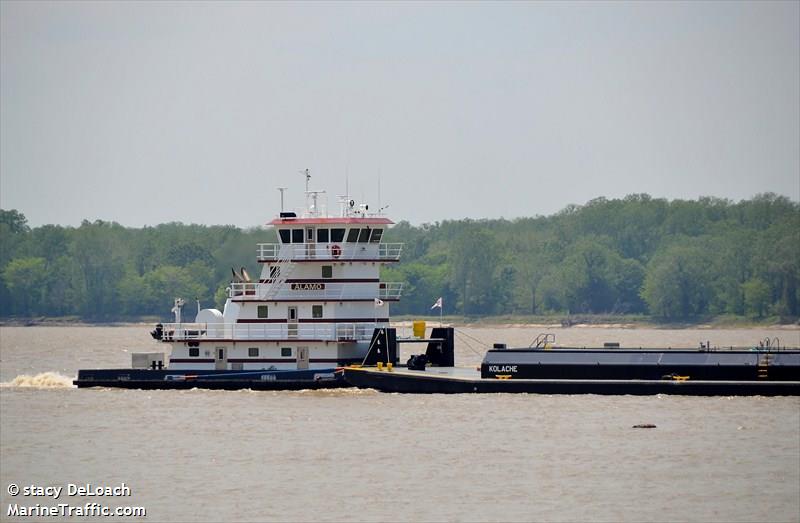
xmin=1 ymin=193 xmax=798 ymax=322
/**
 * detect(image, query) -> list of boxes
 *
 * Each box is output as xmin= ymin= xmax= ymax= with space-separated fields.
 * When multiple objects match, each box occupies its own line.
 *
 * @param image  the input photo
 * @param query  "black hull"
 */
xmin=481 ymin=349 xmax=800 ymax=381
xmin=74 ymin=368 xmax=349 ymax=390
xmin=343 ymin=368 xmax=800 ymax=396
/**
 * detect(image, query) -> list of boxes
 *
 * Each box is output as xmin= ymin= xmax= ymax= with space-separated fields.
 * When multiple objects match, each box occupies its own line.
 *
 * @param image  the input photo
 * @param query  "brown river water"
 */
xmin=1 ymin=325 xmax=798 ymax=522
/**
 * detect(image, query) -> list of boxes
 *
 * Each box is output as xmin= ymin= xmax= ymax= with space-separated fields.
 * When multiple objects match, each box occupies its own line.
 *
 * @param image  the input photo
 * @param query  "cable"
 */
xmin=453 ymin=329 xmax=487 ymax=358
xmin=454 ymin=328 xmax=492 ymax=349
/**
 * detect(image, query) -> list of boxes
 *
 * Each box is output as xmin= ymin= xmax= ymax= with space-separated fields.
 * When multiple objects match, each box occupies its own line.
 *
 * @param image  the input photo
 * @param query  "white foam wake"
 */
xmin=2 ymin=372 xmax=75 ymax=388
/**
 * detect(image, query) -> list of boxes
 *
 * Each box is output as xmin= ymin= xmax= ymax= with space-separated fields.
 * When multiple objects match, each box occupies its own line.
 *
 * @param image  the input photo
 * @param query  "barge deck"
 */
xmin=342 ymin=366 xmax=800 ymax=395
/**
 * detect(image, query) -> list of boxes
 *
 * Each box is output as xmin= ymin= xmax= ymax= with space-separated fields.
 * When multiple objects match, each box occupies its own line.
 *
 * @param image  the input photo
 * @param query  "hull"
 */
xmin=74 ymin=368 xmax=349 ymax=390
xmin=481 ymin=349 xmax=800 ymax=381
xmin=343 ymin=367 xmax=800 ymax=396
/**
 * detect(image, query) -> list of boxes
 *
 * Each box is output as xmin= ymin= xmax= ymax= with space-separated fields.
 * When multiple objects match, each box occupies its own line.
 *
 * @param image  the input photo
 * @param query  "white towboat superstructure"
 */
xmin=158 ymin=174 xmax=403 ymax=372
xmin=75 ymin=171 xmax=404 ymax=389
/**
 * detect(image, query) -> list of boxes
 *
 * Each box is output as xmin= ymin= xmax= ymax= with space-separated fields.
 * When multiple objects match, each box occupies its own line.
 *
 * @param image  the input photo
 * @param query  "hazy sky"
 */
xmin=1 ymin=1 xmax=798 ymax=228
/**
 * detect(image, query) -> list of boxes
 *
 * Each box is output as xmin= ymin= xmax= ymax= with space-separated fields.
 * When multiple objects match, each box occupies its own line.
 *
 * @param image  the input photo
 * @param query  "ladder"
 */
xmin=757 ymin=352 xmax=772 ymax=379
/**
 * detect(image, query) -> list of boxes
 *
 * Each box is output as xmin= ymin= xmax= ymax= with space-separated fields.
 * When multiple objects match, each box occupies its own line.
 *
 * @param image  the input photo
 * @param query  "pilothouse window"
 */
xmin=317 ymin=229 xmax=329 ymax=243
xmin=346 ymin=229 xmax=360 ymax=243
xmin=358 ymin=228 xmax=371 ymax=243
xmin=331 ymin=228 xmax=345 ymax=242
xmin=278 ymin=229 xmax=290 ymax=243
xmin=370 ymin=229 xmax=383 ymax=243
xmin=291 ymin=229 xmax=303 ymax=243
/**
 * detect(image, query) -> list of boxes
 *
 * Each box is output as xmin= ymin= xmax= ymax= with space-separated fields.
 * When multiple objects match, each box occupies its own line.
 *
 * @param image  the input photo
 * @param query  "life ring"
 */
xmin=331 ymin=244 xmax=342 ymax=258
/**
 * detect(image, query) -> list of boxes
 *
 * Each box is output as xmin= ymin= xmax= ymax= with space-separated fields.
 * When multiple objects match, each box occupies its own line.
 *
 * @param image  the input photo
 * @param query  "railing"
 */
xmin=160 ymin=322 xmax=384 ymax=342
xmin=228 ymin=281 xmax=403 ymax=300
xmin=529 ymin=333 xmax=556 ymax=348
xmin=256 ymin=243 xmax=403 ymax=262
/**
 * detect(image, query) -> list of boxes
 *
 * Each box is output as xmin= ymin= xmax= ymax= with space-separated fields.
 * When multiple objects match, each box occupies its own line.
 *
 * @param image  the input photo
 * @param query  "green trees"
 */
xmin=0 ymin=193 xmax=798 ymax=322
xmin=2 ymin=257 xmax=47 ymax=316
xmin=641 ymin=244 xmax=713 ymax=318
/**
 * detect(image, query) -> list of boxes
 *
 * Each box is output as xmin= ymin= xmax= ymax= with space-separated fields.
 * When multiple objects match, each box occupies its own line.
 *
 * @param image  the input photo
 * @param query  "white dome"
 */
xmin=195 ymin=308 xmax=223 ymax=324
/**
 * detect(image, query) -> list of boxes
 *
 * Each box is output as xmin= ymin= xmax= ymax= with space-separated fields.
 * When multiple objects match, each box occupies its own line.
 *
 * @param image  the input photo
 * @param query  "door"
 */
xmin=297 ymin=346 xmax=309 ymax=370
xmin=215 ymin=346 xmax=227 ymax=370
xmin=305 ymin=227 xmax=315 ymax=258
xmin=288 ymin=306 xmax=298 ymax=337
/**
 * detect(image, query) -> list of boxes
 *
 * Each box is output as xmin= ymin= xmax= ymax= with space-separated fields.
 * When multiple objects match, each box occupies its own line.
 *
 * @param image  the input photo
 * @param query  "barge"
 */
xmin=343 ymin=332 xmax=800 ymax=395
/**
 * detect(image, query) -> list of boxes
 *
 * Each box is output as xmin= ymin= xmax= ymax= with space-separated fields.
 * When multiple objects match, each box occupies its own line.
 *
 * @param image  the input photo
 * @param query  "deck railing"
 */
xmin=228 ymin=281 xmax=403 ymax=300
xmin=256 ymin=243 xmax=403 ymax=262
xmin=159 ymin=322 xmax=384 ymax=342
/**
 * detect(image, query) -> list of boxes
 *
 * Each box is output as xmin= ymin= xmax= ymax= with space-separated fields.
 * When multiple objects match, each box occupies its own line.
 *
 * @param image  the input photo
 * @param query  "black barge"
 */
xmin=342 ymin=329 xmax=800 ymax=395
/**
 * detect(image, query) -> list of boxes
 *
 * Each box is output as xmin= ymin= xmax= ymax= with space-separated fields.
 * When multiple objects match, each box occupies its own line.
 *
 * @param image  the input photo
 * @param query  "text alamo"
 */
xmin=290 ymin=283 xmax=325 ymax=291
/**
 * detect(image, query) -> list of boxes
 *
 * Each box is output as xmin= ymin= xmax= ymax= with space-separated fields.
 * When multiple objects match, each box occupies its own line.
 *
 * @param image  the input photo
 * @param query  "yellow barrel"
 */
xmin=412 ymin=320 xmax=426 ymax=338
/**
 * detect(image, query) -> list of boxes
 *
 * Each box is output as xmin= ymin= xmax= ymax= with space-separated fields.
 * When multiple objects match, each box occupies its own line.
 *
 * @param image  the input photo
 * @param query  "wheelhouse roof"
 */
xmin=268 ymin=217 xmax=394 ymax=226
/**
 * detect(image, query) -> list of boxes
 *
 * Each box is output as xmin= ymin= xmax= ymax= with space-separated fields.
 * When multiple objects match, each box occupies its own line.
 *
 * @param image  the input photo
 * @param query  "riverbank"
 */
xmin=394 ymin=314 xmax=799 ymax=329
xmin=2 ymin=314 xmax=798 ymax=329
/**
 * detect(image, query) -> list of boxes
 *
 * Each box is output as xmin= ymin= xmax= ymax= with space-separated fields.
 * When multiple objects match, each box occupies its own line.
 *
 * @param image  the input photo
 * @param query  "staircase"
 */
xmin=261 ymin=248 xmax=297 ymax=300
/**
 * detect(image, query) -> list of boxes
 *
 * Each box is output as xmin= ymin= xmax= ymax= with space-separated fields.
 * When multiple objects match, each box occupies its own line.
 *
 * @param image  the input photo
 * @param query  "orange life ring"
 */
xmin=331 ymin=244 xmax=342 ymax=258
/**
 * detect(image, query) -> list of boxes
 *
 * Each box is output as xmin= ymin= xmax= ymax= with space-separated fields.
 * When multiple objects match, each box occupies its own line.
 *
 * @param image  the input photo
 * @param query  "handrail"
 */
xmin=529 ymin=333 xmax=556 ymax=349
xmin=159 ymin=321 xmax=384 ymax=342
xmin=228 ymin=281 xmax=403 ymax=300
xmin=256 ymin=243 xmax=403 ymax=261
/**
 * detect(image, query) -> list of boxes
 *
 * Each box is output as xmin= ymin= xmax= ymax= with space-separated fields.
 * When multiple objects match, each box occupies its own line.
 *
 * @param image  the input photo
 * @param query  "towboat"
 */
xmin=75 ymin=171 xmax=404 ymax=389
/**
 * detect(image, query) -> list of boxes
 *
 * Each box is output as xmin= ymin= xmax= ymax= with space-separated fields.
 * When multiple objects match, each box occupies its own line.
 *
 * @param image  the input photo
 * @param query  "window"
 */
xmin=357 ymin=228 xmax=371 ymax=243
xmin=258 ymin=305 xmax=268 ymax=319
xmin=248 ymin=347 xmax=259 ymax=357
xmin=278 ymin=229 xmax=290 ymax=243
xmin=346 ymin=228 xmax=360 ymax=243
xmin=331 ymin=228 xmax=346 ymax=242
xmin=312 ymin=305 xmax=323 ymax=319
xmin=291 ymin=229 xmax=303 ymax=243
xmin=321 ymin=265 xmax=333 ymax=278
xmin=281 ymin=347 xmax=292 ymax=357
xmin=370 ymin=229 xmax=383 ymax=243
xmin=317 ymin=229 xmax=329 ymax=242
xmin=189 ymin=348 xmax=199 ymax=357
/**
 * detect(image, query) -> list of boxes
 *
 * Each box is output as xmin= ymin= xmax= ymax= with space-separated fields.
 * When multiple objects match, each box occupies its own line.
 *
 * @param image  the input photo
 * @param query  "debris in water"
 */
xmin=632 ymin=423 xmax=657 ymax=429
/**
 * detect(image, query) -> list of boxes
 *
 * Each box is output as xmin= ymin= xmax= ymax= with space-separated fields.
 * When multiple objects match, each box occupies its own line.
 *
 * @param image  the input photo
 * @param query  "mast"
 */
xmin=277 ymin=187 xmax=288 ymax=212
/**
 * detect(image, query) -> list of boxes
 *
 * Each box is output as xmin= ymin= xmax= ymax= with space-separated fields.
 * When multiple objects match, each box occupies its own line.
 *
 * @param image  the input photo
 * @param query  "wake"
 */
xmin=1 ymin=372 xmax=75 ymax=388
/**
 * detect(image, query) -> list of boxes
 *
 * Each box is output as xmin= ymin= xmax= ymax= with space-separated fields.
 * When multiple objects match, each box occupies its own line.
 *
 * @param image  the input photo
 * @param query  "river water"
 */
xmin=1 ymin=325 xmax=798 ymax=522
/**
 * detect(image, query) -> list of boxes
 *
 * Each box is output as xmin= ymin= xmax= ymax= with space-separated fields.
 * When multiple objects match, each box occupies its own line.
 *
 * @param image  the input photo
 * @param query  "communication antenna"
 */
xmin=277 ymin=187 xmax=288 ymax=212
xmin=299 ymin=168 xmax=314 ymax=214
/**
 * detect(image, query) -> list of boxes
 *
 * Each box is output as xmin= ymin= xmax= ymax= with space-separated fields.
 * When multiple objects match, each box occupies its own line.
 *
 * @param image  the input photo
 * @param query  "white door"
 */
xmin=297 ymin=346 xmax=309 ymax=370
xmin=288 ymin=306 xmax=298 ymax=337
xmin=305 ymin=227 xmax=315 ymax=258
xmin=215 ymin=346 xmax=227 ymax=370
